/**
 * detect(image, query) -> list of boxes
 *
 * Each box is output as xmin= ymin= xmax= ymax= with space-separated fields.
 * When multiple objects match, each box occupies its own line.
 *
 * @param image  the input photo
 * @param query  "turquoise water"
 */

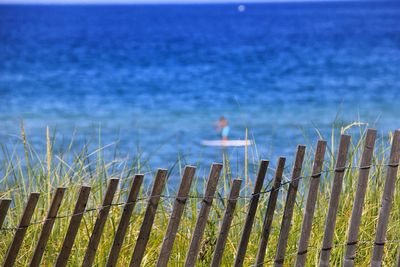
xmin=1 ymin=2 xmax=400 ymax=177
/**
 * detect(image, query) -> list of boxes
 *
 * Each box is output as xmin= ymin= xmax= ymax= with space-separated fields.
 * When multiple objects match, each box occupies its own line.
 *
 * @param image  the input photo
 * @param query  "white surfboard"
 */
xmin=201 ymin=140 xmax=253 ymax=147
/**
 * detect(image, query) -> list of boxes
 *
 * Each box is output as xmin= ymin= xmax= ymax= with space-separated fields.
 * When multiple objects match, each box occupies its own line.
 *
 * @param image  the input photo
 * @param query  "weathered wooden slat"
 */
xmin=295 ymin=140 xmax=327 ymax=267
xmin=82 ymin=178 xmax=119 ymax=267
xmin=106 ymin=174 xmax=144 ymax=267
xmin=319 ymin=135 xmax=351 ymax=267
xmin=184 ymin=163 xmax=223 ymax=267
xmin=371 ymin=130 xmax=400 ymax=267
xmin=55 ymin=185 xmax=91 ymax=267
xmin=157 ymin=166 xmax=196 ymax=267
xmin=30 ymin=187 xmax=66 ymax=267
xmin=254 ymin=157 xmax=286 ymax=267
xmin=274 ymin=145 xmax=306 ymax=267
xmin=129 ymin=169 xmax=168 ymax=267
xmin=3 ymin=192 xmax=40 ymax=267
xmin=233 ymin=160 xmax=269 ymax=267
xmin=0 ymin=198 xmax=12 ymax=229
xmin=211 ymin=178 xmax=242 ymax=267
xmin=397 ymin=247 xmax=400 ymax=267
xmin=343 ymin=129 xmax=376 ymax=267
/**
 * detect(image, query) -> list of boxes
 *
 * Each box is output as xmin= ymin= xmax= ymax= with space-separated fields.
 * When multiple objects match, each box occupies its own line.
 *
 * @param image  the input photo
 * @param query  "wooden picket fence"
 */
xmin=1 ymin=128 xmax=400 ymax=266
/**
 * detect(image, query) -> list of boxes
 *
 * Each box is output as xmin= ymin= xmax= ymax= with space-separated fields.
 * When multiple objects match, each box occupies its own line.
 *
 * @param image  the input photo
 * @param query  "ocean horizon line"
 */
xmin=0 ymin=0 xmax=372 ymax=6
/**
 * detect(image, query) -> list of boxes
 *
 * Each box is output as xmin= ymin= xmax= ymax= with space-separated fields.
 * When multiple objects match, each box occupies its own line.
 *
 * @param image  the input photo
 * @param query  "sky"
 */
xmin=0 ymin=0 xmax=348 ymax=4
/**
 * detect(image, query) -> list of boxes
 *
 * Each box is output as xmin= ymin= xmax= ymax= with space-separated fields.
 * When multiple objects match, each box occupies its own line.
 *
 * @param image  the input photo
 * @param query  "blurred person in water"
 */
xmin=215 ymin=116 xmax=230 ymax=140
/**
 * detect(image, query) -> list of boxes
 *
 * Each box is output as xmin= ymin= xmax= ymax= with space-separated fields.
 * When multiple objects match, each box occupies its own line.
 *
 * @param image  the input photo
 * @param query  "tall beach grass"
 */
xmin=0 ymin=124 xmax=399 ymax=266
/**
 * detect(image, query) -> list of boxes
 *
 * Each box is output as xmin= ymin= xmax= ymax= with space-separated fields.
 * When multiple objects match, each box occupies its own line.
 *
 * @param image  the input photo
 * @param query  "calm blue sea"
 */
xmin=1 ymin=1 xmax=400 ymax=179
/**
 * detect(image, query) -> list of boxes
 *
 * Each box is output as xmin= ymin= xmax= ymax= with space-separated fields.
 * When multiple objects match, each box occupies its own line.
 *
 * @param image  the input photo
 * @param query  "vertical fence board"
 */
xmin=0 ymin=198 xmax=12 ymax=229
xmin=343 ymin=129 xmax=376 ymax=267
xmin=397 ymin=247 xmax=400 ymax=267
xmin=82 ymin=178 xmax=119 ymax=267
xmin=211 ymin=178 xmax=242 ymax=267
xmin=319 ymin=135 xmax=351 ymax=267
xmin=273 ymin=145 xmax=306 ymax=267
xmin=30 ymin=187 xmax=66 ymax=267
xmin=184 ymin=163 xmax=223 ymax=267
xmin=106 ymin=174 xmax=144 ymax=267
xmin=3 ymin=192 xmax=40 ymax=267
xmin=255 ymin=157 xmax=286 ymax=267
xmin=295 ymin=140 xmax=327 ymax=267
xmin=157 ymin=166 xmax=196 ymax=267
xmin=233 ymin=160 xmax=269 ymax=267
xmin=55 ymin=185 xmax=91 ymax=267
xmin=129 ymin=169 xmax=168 ymax=267
xmin=371 ymin=130 xmax=400 ymax=267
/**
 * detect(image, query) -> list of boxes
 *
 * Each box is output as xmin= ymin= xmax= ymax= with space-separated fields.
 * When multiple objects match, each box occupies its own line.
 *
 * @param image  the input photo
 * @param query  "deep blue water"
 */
xmin=1 ymin=2 xmax=400 ymax=179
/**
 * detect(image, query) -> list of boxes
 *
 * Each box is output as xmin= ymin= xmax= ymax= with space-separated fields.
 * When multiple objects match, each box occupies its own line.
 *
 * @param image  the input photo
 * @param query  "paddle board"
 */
xmin=201 ymin=140 xmax=253 ymax=147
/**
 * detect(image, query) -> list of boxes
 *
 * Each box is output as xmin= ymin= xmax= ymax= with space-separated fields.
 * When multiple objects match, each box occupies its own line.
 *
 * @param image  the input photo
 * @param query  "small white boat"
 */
xmin=201 ymin=140 xmax=253 ymax=147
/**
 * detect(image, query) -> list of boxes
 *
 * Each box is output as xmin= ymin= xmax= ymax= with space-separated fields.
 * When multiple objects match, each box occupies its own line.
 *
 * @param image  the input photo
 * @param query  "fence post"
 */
xmin=295 ymin=140 xmax=327 ymax=267
xmin=3 ymin=192 xmax=40 ymax=267
xmin=157 ymin=166 xmax=196 ymax=267
xmin=319 ymin=135 xmax=351 ymax=267
xmin=106 ymin=174 xmax=144 ymax=267
xmin=30 ymin=187 xmax=66 ymax=267
xmin=0 ymin=198 xmax=12 ymax=229
xmin=82 ymin=178 xmax=119 ymax=267
xmin=211 ymin=178 xmax=242 ymax=267
xmin=129 ymin=169 xmax=168 ymax=267
xmin=371 ymin=130 xmax=400 ymax=267
xmin=184 ymin=163 xmax=223 ymax=267
xmin=274 ymin=145 xmax=306 ymax=267
xmin=343 ymin=129 xmax=376 ymax=267
xmin=55 ymin=185 xmax=91 ymax=267
xmin=397 ymin=247 xmax=400 ymax=267
xmin=255 ymin=157 xmax=286 ymax=267
xmin=233 ymin=160 xmax=269 ymax=267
